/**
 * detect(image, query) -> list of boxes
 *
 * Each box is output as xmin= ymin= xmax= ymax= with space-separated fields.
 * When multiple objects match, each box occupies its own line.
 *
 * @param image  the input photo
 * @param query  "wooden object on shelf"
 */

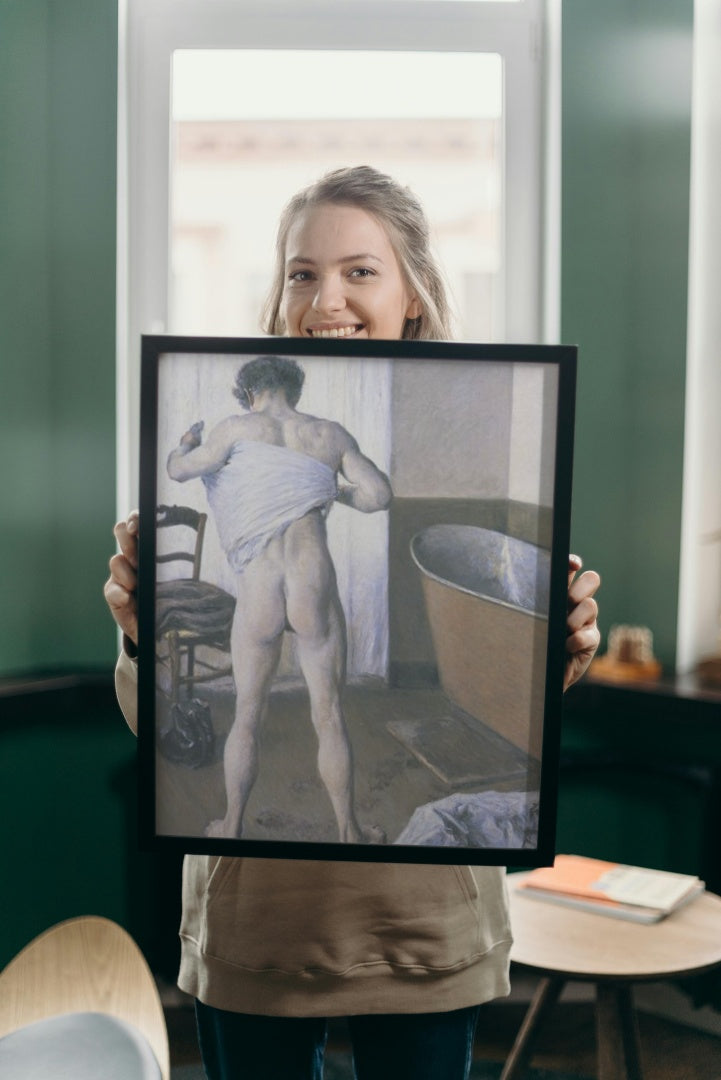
xmin=590 ymin=624 xmax=662 ymax=683
xmin=591 ymin=654 xmax=663 ymax=683
xmin=697 ymin=654 xmax=721 ymax=689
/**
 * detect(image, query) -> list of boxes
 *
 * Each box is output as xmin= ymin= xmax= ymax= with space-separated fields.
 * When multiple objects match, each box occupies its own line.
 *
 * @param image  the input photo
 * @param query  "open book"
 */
xmin=515 ymin=854 xmax=705 ymax=923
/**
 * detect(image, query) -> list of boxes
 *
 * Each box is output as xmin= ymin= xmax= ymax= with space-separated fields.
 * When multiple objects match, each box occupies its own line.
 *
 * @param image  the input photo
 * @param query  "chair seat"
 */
xmin=156 ymin=578 xmax=235 ymax=641
xmin=0 ymin=1012 xmax=162 ymax=1079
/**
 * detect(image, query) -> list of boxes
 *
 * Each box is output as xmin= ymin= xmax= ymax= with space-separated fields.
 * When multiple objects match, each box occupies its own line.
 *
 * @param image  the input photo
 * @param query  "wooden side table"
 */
xmin=503 ymin=874 xmax=721 ymax=1080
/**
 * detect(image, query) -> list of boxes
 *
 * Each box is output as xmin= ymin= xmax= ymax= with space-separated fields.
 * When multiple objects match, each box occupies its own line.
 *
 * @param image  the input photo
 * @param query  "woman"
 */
xmin=106 ymin=166 xmax=600 ymax=1080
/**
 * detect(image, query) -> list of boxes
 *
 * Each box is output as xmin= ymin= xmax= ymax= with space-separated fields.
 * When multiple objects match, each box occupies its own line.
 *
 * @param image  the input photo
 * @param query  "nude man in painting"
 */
xmin=167 ymin=354 xmax=391 ymax=842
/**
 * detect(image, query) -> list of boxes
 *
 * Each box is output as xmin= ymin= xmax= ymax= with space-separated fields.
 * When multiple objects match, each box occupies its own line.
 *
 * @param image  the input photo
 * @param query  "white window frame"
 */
xmin=676 ymin=0 xmax=721 ymax=674
xmin=117 ymin=0 xmax=559 ymax=511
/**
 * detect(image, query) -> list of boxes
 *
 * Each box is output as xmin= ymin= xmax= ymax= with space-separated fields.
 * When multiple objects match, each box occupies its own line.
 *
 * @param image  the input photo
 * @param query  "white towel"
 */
xmin=203 ymin=440 xmax=337 ymax=573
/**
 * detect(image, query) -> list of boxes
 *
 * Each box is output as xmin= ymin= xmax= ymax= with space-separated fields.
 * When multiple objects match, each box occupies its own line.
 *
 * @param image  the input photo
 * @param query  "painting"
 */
xmin=137 ymin=335 xmax=576 ymax=865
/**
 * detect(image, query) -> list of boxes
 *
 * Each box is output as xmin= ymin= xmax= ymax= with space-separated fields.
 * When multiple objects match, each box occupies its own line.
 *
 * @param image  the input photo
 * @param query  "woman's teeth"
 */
xmin=310 ymin=325 xmax=360 ymax=338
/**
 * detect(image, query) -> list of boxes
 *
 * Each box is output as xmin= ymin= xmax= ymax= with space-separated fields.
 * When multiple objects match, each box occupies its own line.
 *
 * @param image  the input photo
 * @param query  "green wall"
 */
xmin=562 ymin=0 xmax=693 ymax=669
xmin=0 ymin=0 xmax=118 ymax=676
xmin=1 ymin=684 xmax=183 ymax=974
xmin=0 ymin=0 xmax=130 ymax=972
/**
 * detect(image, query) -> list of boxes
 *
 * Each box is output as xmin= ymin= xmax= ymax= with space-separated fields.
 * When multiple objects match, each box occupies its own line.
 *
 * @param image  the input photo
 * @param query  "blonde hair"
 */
xmin=261 ymin=165 xmax=454 ymax=341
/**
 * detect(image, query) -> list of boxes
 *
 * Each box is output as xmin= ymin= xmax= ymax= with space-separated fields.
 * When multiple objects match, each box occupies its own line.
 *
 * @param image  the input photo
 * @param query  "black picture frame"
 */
xmin=138 ymin=335 xmax=576 ymax=865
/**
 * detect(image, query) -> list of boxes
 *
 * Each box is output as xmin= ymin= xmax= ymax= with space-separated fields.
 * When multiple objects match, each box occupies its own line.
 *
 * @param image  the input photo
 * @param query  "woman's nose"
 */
xmin=312 ymin=274 xmax=345 ymax=314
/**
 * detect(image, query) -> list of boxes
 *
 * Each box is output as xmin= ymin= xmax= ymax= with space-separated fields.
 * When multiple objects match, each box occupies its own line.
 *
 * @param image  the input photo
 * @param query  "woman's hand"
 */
xmin=564 ymin=554 xmax=601 ymax=691
xmin=103 ymin=510 xmax=139 ymax=646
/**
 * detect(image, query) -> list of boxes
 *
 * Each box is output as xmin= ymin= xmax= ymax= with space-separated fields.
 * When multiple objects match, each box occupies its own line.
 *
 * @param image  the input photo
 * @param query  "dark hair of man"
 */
xmin=233 ymin=355 xmax=305 ymax=409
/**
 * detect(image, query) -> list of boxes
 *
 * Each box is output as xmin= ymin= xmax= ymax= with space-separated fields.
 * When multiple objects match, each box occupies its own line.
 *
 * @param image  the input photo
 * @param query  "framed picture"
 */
xmin=138 ymin=336 xmax=576 ymax=865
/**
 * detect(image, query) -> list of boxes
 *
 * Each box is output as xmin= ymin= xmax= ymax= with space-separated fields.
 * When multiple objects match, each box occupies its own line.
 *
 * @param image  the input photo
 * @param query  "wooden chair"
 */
xmin=155 ymin=503 xmax=235 ymax=704
xmin=0 ymin=916 xmax=169 ymax=1079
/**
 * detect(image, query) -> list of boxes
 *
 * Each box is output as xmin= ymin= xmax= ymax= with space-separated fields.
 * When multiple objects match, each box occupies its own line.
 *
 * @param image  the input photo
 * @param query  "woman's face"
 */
xmin=281 ymin=203 xmax=421 ymax=341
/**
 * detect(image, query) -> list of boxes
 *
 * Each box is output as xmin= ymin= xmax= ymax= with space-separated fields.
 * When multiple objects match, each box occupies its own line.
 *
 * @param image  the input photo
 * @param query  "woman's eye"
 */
xmin=349 ymin=267 xmax=375 ymax=279
xmin=288 ymin=269 xmax=313 ymax=283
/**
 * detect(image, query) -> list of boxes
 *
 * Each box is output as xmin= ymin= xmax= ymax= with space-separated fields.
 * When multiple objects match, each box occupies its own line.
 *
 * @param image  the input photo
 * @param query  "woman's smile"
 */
xmin=306 ymin=323 xmax=364 ymax=339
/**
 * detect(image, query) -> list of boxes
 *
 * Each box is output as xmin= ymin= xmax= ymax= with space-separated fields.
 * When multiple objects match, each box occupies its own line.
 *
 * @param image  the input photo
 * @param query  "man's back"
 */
xmin=223 ymin=409 xmax=350 ymax=475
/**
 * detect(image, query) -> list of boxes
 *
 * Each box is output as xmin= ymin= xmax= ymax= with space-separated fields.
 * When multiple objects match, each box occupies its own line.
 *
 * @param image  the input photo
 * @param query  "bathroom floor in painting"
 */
xmin=154 ymin=679 xmax=540 ymax=851
xmin=386 ymin=706 xmax=535 ymax=786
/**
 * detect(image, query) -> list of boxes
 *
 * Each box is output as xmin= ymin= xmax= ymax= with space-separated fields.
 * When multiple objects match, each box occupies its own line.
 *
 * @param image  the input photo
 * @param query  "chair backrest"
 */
xmin=0 ymin=916 xmax=170 ymax=1080
xmin=156 ymin=503 xmax=207 ymax=581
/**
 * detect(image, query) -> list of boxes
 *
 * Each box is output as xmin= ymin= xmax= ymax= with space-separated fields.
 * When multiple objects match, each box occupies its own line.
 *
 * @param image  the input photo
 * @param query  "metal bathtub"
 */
xmin=410 ymin=525 xmax=550 ymax=760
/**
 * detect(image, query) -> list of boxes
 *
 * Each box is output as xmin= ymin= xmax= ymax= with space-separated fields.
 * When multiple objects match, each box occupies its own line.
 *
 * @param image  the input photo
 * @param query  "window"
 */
xmin=169 ymin=49 xmax=503 ymax=340
xmin=118 ymin=0 xmax=556 ymax=509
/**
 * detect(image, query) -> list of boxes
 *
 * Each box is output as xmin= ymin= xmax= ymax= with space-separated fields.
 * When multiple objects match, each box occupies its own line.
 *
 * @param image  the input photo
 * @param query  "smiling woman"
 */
xmin=263 ymin=168 xmax=452 ymax=342
xmin=282 ymin=205 xmax=420 ymax=340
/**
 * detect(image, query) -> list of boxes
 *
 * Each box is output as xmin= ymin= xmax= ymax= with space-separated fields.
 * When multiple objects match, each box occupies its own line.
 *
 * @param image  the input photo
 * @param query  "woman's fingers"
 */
xmin=104 ymin=512 xmax=140 ymax=643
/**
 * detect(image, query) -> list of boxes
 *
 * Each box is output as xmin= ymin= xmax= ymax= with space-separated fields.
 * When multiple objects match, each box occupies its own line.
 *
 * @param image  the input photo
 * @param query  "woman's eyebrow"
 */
xmin=338 ymin=253 xmax=383 ymax=264
xmin=286 ymin=253 xmax=384 ymax=266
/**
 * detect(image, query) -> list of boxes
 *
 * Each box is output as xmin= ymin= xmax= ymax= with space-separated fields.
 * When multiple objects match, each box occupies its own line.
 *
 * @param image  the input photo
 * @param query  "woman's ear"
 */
xmin=406 ymin=296 xmax=423 ymax=320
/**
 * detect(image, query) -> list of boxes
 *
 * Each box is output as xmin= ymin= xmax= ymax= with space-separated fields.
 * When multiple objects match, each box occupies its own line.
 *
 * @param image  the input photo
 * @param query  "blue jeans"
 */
xmin=195 ymin=1000 xmax=481 ymax=1080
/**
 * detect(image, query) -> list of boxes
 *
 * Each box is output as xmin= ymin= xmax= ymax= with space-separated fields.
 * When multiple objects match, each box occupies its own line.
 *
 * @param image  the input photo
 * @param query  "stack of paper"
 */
xmin=516 ymin=854 xmax=705 ymax=923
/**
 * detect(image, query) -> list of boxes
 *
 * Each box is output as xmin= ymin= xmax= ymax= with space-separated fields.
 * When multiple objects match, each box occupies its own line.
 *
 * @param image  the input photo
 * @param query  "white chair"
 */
xmin=0 ymin=915 xmax=170 ymax=1079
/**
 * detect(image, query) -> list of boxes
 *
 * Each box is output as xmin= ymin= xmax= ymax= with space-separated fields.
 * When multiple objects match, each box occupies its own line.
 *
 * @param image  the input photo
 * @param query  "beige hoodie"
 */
xmin=116 ymin=651 xmax=512 ymax=1016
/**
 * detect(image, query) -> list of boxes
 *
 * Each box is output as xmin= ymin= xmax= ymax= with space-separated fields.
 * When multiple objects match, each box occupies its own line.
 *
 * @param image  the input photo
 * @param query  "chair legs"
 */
xmin=165 ymin=632 xmax=231 ymax=705
xmin=167 ymin=630 xmax=182 ymax=706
